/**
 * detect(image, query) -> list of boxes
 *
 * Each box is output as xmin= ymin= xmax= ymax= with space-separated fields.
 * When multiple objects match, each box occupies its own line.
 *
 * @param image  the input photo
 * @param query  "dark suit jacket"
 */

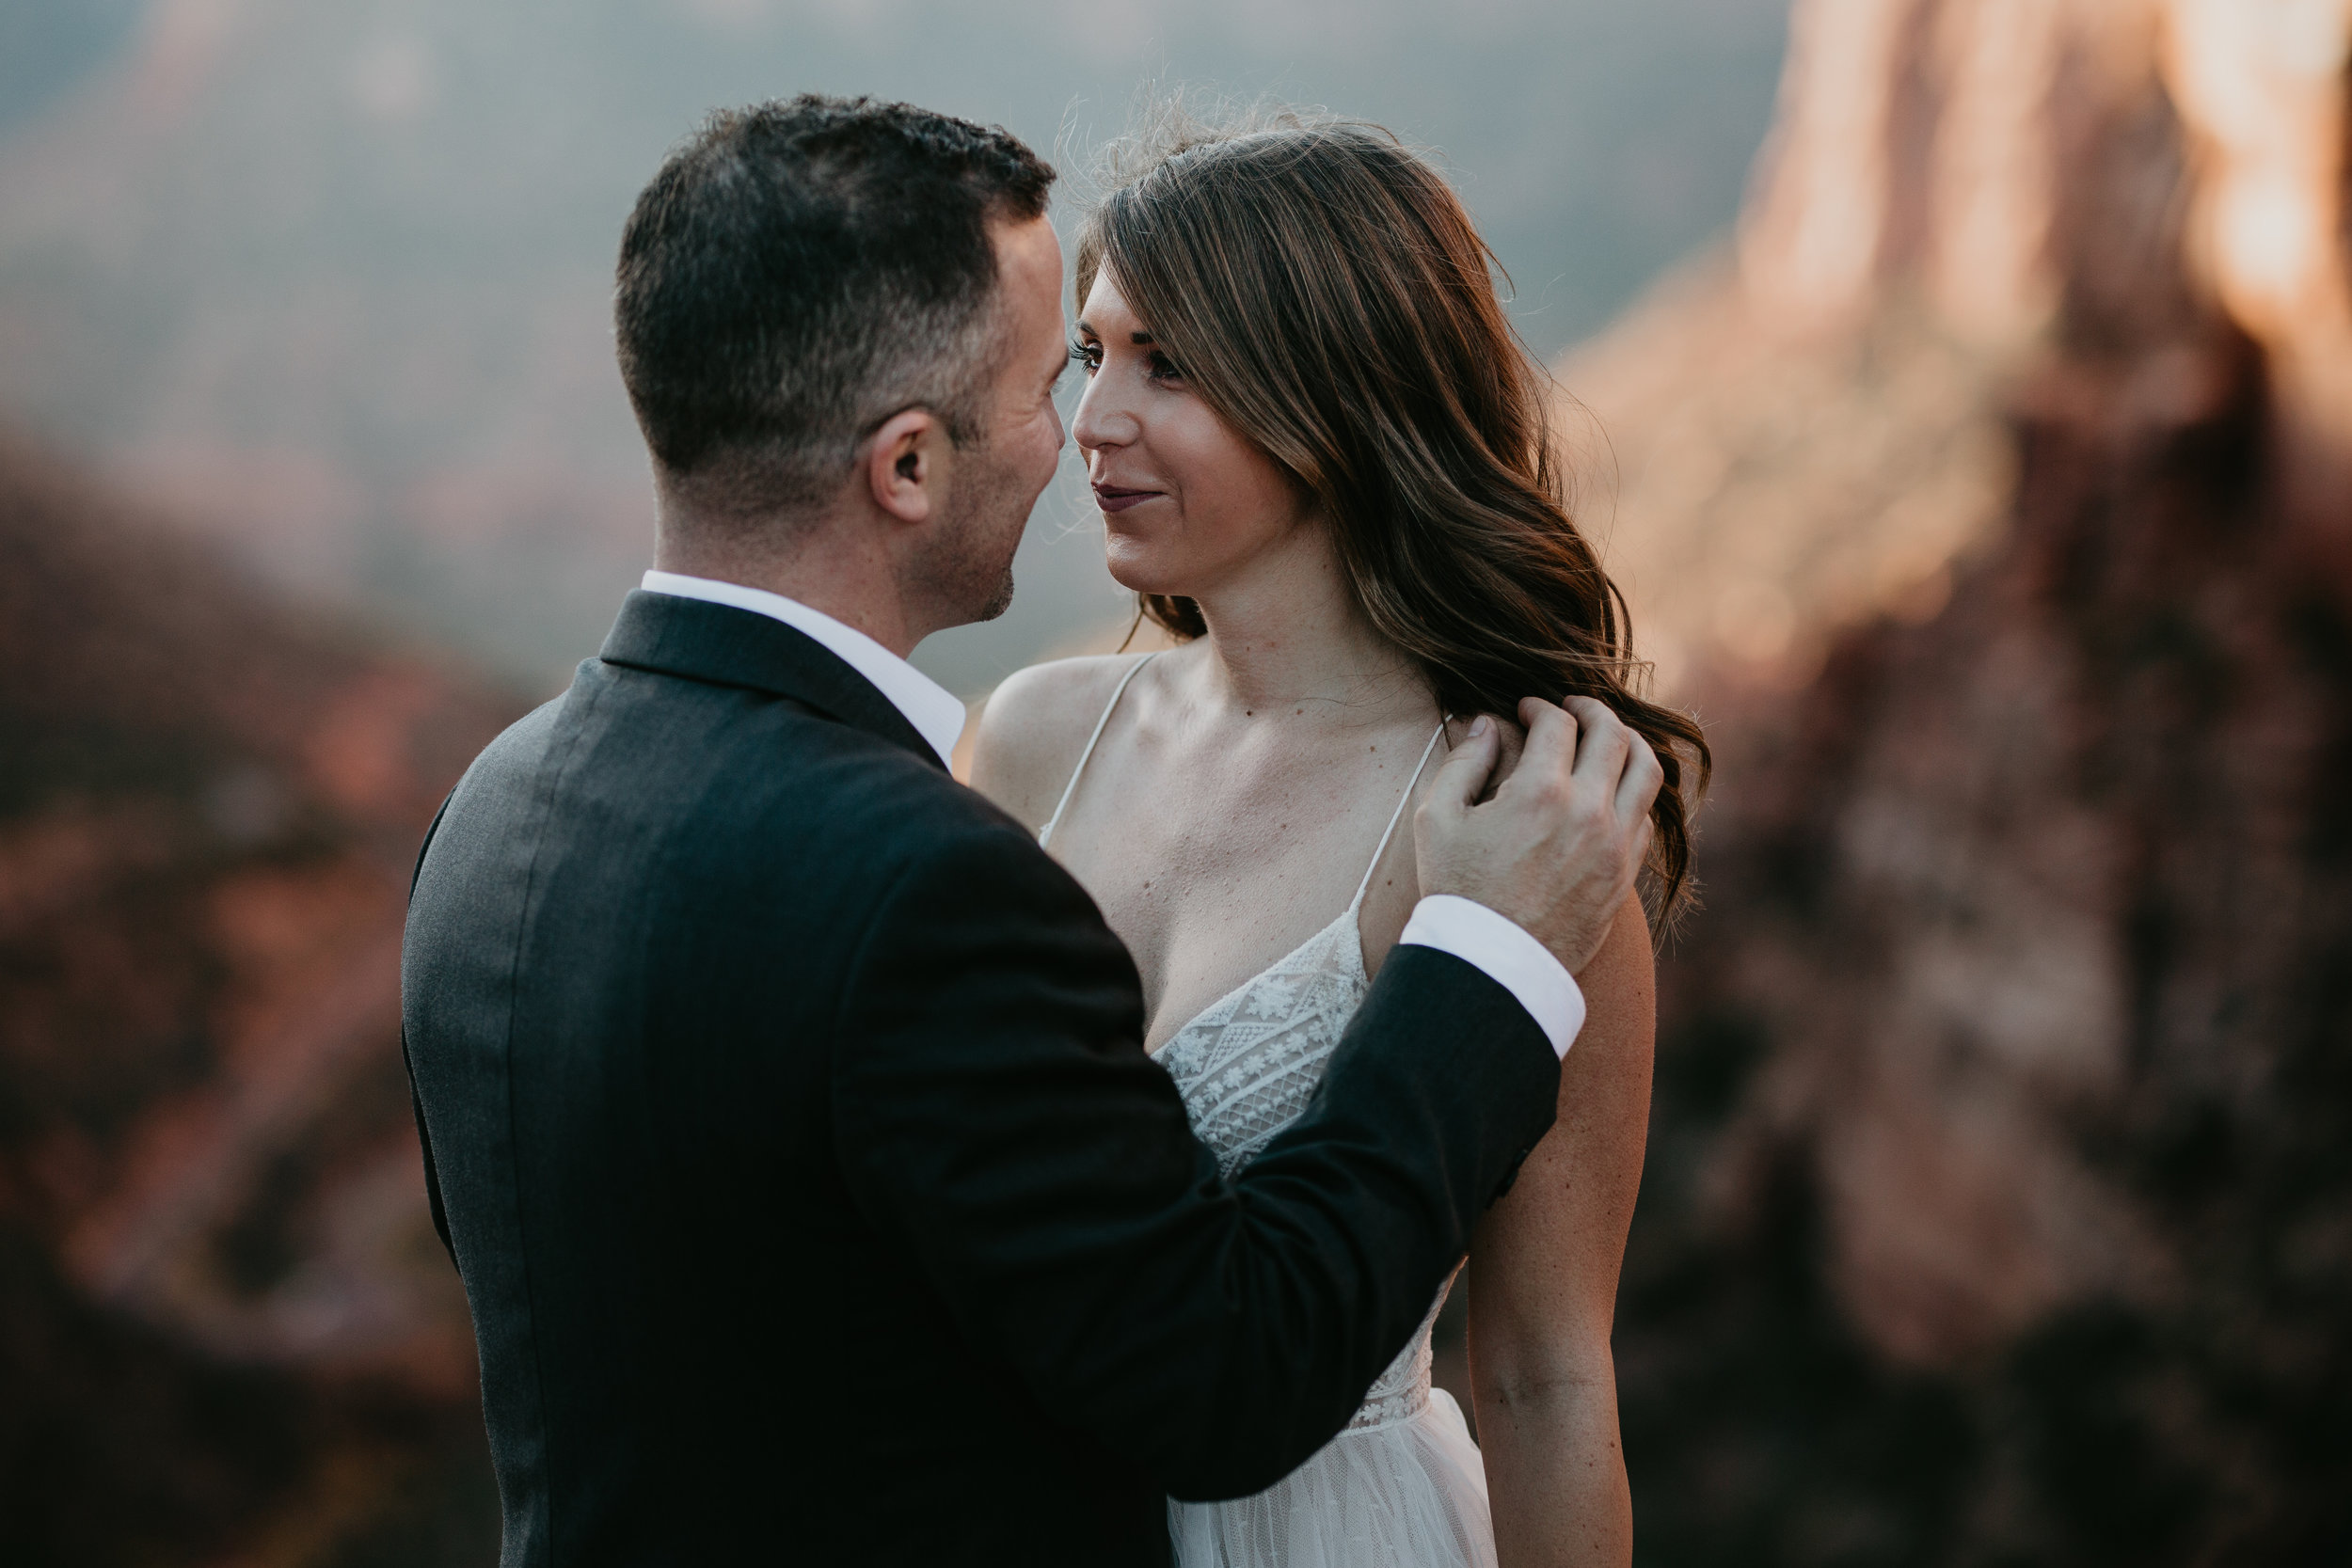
xmin=400 ymin=590 xmax=1562 ymax=1567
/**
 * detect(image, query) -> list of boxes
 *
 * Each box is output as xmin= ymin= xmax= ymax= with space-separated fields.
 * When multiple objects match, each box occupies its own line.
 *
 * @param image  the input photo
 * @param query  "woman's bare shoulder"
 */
xmin=967 ymin=653 xmax=1155 ymax=832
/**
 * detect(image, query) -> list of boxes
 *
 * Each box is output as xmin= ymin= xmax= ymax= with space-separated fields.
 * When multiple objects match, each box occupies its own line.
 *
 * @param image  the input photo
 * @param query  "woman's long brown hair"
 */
xmin=1075 ymin=104 xmax=1710 ymax=920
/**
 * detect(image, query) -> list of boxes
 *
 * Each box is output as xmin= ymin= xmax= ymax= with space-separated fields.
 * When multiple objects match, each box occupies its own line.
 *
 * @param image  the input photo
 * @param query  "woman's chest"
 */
xmin=1052 ymin=737 xmax=1428 ymax=1047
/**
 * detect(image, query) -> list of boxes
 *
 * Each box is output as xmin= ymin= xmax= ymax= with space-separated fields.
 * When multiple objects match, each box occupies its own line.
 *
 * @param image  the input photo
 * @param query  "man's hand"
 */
xmin=1416 ymin=697 xmax=1663 ymax=974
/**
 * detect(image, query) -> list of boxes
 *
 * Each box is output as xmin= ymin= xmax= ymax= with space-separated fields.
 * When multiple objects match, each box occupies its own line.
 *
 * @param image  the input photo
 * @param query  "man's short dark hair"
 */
xmin=615 ymin=96 xmax=1055 ymax=513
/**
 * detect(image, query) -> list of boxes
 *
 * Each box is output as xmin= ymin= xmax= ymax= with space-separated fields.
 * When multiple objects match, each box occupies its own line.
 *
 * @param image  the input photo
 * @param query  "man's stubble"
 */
xmin=916 ymin=436 xmax=1029 ymax=628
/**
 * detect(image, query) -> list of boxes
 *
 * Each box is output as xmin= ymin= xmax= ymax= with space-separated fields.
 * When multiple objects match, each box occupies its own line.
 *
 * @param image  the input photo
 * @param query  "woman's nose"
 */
xmin=1071 ymin=373 xmax=1136 ymax=453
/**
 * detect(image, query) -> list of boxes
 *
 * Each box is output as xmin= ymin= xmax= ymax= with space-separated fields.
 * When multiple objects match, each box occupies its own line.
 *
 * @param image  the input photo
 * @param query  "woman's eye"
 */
xmin=1069 ymin=341 xmax=1101 ymax=372
xmin=1148 ymin=352 xmax=1184 ymax=383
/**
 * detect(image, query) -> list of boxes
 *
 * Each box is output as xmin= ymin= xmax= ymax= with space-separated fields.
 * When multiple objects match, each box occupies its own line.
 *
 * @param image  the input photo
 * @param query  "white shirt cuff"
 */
xmin=1398 ymin=895 xmax=1585 ymax=1059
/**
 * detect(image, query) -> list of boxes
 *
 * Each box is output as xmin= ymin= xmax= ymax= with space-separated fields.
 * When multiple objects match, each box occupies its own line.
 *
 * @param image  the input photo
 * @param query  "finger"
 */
xmin=1425 ymin=714 xmax=1502 ymax=819
xmin=1563 ymin=696 xmax=1632 ymax=784
xmin=1614 ymin=731 xmax=1664 ymax=821
xmin=1483 ymin=719 xmax=1529 ymax=804
xmin=1513 ymin=698 xmax=1580 ymax=788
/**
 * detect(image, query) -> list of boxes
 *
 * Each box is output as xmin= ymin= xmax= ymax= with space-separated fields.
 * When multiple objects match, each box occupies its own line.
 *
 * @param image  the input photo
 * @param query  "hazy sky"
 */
xmin=0 ymin=0 xmax=1791 ymax=692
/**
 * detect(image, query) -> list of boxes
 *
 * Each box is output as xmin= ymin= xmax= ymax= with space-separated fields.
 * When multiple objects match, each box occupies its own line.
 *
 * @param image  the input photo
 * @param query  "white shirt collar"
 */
xmin=638 ymin=570 xmax=966 ymax=768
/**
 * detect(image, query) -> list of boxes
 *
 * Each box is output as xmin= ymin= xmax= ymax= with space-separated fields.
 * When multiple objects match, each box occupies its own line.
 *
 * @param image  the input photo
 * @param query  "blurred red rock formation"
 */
xmin=0 ymin=432 xmax=517 ymax=1560
xmin=1571 ymin=0 xmax=2352 ymax=691
xmin=1597 ymin=1 xmax=2352 ymax=1560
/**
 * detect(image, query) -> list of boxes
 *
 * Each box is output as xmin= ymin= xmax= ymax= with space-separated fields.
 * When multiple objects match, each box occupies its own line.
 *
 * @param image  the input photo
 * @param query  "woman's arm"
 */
xmin=1468 ymin=887 xmax=1654 ymax=1568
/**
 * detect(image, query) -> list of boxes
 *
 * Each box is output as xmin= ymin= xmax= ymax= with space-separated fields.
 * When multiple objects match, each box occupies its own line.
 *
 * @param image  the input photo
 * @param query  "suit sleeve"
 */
xmin=830 ymin=824 xmax=1561 ymax=1499
xmin=402 ymin=791 xmax=458 ymax=1272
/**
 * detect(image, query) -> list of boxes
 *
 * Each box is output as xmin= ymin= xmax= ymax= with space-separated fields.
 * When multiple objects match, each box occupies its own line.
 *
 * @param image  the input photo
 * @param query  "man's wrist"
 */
xmin=1399 ymin=895 xmax=1585 ymax=1058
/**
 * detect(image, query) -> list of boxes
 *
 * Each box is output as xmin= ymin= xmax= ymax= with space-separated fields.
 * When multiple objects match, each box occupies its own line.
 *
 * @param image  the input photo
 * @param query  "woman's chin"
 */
xmin=1101 ymin=543 xmax=1191 ymax=598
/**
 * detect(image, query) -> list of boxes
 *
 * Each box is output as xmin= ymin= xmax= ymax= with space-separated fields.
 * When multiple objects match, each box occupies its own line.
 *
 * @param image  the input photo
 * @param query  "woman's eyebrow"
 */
xmin=1071 ymin=319 xmax=1153 ymax=345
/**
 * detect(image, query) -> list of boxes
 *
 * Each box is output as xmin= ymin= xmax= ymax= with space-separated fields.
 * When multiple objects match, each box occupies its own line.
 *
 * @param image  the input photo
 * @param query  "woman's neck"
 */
xmin=1184 ymin=520 xmax=1429 ymax=722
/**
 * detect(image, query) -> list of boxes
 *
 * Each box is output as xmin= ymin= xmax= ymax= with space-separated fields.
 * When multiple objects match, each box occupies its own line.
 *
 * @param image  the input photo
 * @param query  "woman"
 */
xmin=970 ymin=108 xmax=1707 ymax=1568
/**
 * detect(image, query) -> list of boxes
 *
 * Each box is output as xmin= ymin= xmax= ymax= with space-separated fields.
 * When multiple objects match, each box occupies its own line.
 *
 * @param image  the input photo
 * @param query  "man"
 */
xmin=401 ymin=96 xmax=1660 ymax=1566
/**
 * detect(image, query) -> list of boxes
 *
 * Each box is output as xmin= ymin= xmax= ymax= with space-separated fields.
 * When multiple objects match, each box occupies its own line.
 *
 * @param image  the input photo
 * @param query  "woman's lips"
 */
xmin=1091 ymin=484 xmax=1162 ymax=515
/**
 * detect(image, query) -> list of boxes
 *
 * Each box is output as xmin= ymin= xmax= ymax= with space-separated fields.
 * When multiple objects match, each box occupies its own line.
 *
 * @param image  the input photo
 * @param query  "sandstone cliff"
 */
xmin=0 ymin=436 xmax=516 ymax=1561
xmin=1582 ymin=2 xmax=2352 ymax=1558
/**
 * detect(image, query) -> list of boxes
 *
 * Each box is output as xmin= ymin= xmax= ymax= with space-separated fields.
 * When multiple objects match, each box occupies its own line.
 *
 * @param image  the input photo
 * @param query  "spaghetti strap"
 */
xmin=1038 ymin=654 xmax=1159 ymax=847
xmin=1346 ymin=722 xmax=1449 ymax=912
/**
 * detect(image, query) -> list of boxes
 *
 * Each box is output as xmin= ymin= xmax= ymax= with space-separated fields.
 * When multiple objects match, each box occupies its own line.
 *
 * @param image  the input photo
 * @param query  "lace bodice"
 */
xmin=1040 ymin=655 xmax=1455 ymax=1434
xmin=1152 ymin=909 xmax=1457 ymax=1430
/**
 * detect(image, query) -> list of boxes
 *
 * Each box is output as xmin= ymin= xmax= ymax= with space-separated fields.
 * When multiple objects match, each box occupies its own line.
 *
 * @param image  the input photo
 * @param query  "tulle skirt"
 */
xmin=1168 ymin=1387 xmax=1496 ymax=1568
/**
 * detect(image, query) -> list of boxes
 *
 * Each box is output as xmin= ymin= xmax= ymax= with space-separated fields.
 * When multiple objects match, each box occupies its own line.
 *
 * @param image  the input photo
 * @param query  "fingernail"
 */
xmin=1470 ymin=715 xmax=1491 ymax=737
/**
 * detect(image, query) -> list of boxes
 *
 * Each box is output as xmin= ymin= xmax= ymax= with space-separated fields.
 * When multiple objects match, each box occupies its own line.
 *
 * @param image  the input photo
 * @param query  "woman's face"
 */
xmin=1070 ymin=269 xmax=1312 ymax=599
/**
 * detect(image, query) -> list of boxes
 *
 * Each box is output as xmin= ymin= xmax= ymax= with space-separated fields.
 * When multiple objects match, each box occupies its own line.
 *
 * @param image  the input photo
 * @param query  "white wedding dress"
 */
xmin=1041 ymin=657 xmax=1499 ymax=1568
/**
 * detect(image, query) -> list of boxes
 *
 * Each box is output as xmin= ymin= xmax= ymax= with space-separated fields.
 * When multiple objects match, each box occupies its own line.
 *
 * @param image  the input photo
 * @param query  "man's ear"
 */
xmin=863 ymin=407 xmax=947 ymax=526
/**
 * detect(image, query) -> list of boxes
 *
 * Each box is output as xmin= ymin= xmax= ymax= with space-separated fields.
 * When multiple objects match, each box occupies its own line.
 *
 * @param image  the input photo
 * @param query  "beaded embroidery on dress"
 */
xmin=1041 ymin=659 xmax=1497 ymax=1568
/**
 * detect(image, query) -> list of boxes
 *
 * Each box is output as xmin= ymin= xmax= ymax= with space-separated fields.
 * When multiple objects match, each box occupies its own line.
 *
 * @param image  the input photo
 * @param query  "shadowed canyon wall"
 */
xmin=1581 ymin=0 xmax=2352 ymax=1558
xmin=0 ymin=436 xmax=517 ymax=1560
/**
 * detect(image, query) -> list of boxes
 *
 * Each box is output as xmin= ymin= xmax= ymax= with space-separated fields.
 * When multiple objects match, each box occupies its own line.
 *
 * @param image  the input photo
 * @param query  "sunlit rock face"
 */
xmin=0 ymin=434 xmax=516 ymax=1560
xmin=1574 ymin=0 xmax=2352 ymax=691
xmin=1598 ymin=2 xmax=2352 ymax=1560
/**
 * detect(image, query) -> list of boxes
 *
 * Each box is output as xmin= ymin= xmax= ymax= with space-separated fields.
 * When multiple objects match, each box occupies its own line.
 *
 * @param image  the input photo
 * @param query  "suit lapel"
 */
xmin=596 ymin=590 xmax=945 ymax=769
